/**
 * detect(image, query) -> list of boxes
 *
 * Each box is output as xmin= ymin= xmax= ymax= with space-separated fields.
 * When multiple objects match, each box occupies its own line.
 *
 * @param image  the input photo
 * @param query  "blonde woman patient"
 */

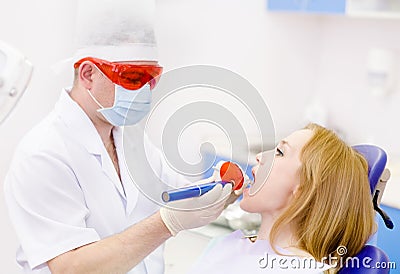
xmin=188 ymin=123 xmax=376 ymax=274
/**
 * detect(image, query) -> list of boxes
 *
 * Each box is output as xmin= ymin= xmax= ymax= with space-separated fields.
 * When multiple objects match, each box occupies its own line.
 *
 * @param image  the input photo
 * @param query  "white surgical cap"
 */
xmin=73 ymin=0 xmax=157 ymax=62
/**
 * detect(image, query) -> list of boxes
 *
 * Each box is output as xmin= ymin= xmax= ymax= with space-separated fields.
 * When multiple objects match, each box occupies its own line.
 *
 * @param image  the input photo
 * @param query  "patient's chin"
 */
xmin=239 ymin=198 xmax=257 ymax=213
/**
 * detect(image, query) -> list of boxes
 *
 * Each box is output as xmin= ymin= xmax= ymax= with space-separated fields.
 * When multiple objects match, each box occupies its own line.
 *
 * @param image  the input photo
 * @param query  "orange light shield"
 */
xmin=74 ymin=57 xmax=163 ymax=90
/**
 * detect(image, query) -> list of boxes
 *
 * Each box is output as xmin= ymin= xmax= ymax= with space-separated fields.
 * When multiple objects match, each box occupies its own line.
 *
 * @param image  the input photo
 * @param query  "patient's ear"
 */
xmin=292 ymin=184 xmax=300 ymax=196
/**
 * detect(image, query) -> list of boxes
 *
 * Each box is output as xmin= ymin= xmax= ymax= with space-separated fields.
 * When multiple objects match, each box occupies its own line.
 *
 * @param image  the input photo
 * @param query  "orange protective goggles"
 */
xmin=74 ymin=57 xmax=163 ymax=90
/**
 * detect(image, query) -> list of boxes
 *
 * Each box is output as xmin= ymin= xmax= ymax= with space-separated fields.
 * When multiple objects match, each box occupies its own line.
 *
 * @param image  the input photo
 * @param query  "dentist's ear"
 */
xmin=78 ymin=61 xmax=95 ymax=90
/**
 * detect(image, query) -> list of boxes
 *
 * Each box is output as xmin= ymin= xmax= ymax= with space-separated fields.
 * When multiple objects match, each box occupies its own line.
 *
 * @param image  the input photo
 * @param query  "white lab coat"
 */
xmin=4 ymin=89 xmax=189 ymax=274
xmin=187 ymin=230 xmax=333 ymax=274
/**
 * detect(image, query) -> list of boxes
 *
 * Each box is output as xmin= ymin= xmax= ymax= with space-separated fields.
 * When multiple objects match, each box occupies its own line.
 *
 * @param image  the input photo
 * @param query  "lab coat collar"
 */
xmin=55 ymin=88 xmax=104 ymax=156
xmin=113 ymin=127 xmax=139 ymax=215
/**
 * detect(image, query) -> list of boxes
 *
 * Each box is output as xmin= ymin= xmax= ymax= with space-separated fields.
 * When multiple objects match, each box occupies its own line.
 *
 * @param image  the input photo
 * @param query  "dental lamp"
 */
xmin=0 ymin=41 xmax=32 ymax=125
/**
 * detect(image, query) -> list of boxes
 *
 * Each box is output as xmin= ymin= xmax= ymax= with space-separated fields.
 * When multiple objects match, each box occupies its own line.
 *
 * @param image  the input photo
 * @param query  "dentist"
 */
xmin=3 ymin=0 xmax=232 ymax=273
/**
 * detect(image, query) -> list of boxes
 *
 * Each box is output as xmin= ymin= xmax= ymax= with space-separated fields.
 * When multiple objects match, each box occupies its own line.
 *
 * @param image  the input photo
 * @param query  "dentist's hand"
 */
xmin=225 ymin=176 xmax=251 ymax=206
xmin=160 ymin=182 xmax=232 ymax=236
xmin=211 ymin=161 xmax=250 ymax=206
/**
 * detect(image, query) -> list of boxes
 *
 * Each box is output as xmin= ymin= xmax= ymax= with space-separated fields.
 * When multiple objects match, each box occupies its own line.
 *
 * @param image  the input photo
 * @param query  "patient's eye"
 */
xmin=276 ymin=147 xmax=284 ymax=157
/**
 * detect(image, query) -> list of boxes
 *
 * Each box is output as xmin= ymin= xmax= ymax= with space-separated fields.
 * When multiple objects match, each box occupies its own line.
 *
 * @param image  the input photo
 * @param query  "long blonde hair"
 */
xmin=270 ymin=123 xmax=376 ymax=273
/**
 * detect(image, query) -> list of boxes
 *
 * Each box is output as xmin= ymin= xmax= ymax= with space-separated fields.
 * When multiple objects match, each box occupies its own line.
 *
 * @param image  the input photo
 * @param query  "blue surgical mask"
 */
xmin=87 ymin=84 xmax=152 ymax=126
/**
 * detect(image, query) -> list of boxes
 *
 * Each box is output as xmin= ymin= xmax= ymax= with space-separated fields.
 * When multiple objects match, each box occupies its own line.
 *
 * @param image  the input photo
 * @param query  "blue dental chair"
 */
xmin=339 ymin=145 xmax=394 ymax=274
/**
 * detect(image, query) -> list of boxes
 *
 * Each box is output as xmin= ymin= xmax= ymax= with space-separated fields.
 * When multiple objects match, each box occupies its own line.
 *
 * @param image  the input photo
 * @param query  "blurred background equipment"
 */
xmin=0 ymin=41 xmax=32 ymax=125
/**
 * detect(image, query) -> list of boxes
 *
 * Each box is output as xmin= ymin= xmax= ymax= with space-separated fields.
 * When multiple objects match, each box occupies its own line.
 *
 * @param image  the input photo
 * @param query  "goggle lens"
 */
xmin=74 ymin=57 xmax=163 ymax=90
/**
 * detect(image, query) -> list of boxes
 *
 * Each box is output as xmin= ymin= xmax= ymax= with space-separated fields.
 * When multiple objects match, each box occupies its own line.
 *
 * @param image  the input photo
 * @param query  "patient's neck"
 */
xmin=257 ymin=213 xmax=279 ymax=239
xmin=257 ymin=212 xmax=296 ymax=248
xmin=257 ymin=213 xmax=312 ymax=258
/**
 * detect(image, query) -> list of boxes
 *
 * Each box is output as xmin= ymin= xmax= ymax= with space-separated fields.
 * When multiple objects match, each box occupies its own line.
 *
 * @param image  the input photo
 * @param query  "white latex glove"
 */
xmin=160 ymin=182 xmax=232 ymax=236
xmin=225 ymin=176 xmax=251 ymax=206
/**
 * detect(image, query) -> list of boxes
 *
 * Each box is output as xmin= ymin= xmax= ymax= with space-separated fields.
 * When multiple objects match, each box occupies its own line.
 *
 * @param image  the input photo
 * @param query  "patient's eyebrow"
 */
xmin=280 ymin=140 xmax=290 ymax=147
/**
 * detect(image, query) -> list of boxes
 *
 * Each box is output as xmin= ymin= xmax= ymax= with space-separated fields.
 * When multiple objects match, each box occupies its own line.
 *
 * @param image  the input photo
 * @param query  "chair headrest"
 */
xmin=352 ymin=144 xmax=387 ymax=194
xmin=338 ymin=245 xmax=390 ymax=274
xmin=352 ymin=144 xmax=394 ymax=229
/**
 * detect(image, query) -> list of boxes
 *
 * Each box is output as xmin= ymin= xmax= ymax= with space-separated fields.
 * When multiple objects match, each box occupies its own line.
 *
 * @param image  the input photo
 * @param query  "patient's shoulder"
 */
xmin=188 ymin=230 xmax=333 ymax=274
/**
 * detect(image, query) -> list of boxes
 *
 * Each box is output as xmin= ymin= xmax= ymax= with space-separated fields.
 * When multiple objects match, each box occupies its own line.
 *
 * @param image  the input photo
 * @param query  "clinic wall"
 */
xmin=154 ymin=0 xmax=322 ymax=141
xmin=151 ymin=0 xmax=324 ymax=170
xmin=155 ymin=0 xmax=400 ymax=160
xmin=314 ymin=16 xmax=400 ymax=158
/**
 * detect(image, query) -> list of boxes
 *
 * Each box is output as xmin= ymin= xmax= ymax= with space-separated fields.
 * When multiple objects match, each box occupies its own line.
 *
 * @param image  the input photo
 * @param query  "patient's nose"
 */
xmin=256 ymin=152 xmax=262 ymax=163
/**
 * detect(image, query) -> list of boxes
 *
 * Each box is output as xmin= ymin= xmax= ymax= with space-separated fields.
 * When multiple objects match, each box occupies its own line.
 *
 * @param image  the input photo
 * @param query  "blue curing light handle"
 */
xmin=162 ymin=181 xmax=231 ymax=202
